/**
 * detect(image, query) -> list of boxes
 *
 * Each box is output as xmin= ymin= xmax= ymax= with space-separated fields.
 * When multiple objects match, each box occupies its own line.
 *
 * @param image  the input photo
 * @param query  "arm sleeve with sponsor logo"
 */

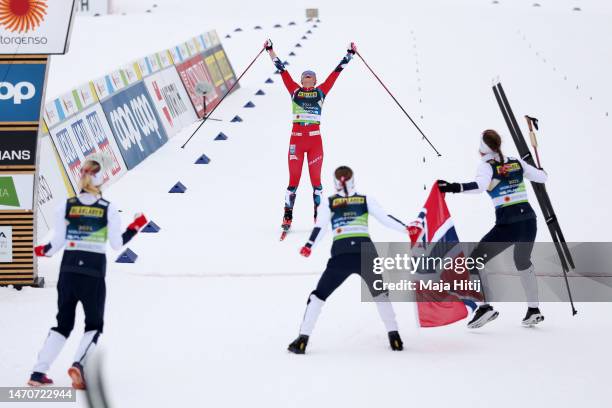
xmin=45 ymin=202 xmax=68 ymax=257
xmin=461 ymin=162 xmax=493 ymax=194
xmin=518 ymin=158 xmax=548 ymax=183
xmin=367 ymin=197 xmax=408 ymax=233
xmin=305 ymin=203 xmax=332 ymax=249
xmin=107 ymin=203 xmax=125 ymax=251
xmin=281 ymin=70 xmax=300 ymax=95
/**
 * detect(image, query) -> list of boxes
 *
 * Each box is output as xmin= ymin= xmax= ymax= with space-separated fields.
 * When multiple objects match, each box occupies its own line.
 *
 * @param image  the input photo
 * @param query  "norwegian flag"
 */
xmin=408 ymin=183 xmax=482 ymax=327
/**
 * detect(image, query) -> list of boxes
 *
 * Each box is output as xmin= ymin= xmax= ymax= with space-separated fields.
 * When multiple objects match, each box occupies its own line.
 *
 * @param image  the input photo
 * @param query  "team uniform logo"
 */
xmin=0 ymin=0 xmax=47 ymax=33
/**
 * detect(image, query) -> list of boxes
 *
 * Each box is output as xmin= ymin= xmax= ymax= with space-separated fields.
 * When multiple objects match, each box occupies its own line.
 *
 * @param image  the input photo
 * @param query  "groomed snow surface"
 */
xmin=2 ymin=1 xmax=611 ymax=407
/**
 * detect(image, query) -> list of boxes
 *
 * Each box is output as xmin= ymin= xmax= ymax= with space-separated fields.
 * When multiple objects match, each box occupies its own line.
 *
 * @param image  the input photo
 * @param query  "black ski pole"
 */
xmin=181 ymin=47 xmax=265 ymax=149
xmin=355 ymin=51 xmax=442 ymax=157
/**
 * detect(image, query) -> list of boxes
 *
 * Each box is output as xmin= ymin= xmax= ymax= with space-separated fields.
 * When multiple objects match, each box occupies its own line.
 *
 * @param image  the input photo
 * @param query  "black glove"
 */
xmin=437 ymin=180 xmax=462 ymax=193
xmin=347 ymin=42 xmax=357 ymax=55
xmin=264 ymin=39 xmax=273 ymax=51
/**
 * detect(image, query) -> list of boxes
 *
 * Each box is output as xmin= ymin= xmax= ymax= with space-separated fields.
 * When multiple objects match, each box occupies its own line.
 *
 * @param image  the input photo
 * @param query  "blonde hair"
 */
xmin=78 ymin=160 xmax=102 ymax=195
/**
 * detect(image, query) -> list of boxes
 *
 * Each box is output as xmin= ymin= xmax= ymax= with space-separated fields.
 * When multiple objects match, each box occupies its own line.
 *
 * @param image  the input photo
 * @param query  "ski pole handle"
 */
xmin=525 ymin=116 xmax=542 ymax=167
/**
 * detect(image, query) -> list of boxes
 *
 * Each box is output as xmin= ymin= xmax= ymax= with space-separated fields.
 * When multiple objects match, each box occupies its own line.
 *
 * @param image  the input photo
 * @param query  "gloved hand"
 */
xmin=128 ymin=213 xmax=148 ymax=231
xmin=264 ymin=39 xmax=273 ymax=51
xmin=437 ymin=180 xmax=462 ymax=193
xmin=347 ymin=42 xmax=357 ymax=54
xmin=34 ymin=244 xmax=49 ymax=257
xmin=299 ymin=246 xmax=312 ymax=258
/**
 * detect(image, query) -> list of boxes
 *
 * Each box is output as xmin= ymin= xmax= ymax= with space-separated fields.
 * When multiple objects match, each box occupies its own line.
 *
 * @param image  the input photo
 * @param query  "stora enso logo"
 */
xmin=0 ymin=0 xmax=47 ymax=33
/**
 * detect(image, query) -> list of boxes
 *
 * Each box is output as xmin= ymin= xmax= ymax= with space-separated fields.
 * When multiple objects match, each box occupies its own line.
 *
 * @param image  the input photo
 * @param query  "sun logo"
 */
xmin=0 ymin=0 xmax=48 ymax=34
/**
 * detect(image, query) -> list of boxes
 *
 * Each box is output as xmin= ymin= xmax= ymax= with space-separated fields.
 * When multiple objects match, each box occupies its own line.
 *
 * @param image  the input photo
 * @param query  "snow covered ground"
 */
xmin=2 ymin=0 xmax=611 ymax=406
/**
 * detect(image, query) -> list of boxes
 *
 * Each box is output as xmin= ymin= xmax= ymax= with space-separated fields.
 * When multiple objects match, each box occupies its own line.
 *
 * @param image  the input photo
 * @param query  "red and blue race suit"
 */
xmin=274 ymin=53 xmax=353 ymax=210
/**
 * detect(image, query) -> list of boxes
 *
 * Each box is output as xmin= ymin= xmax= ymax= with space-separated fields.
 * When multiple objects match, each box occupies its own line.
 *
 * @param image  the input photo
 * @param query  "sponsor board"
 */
xmin=75 ymin=0 xmax=109 ymax=15
xmin=0 ymin=225 xmax=11 ymax=262
xmin=144 ymin=67 xmax=197 ymax=137
xmin=0 ymin=174 xmax=34 ymax=210
xmin=214 ymin=48 xmax=238 ymax=88
xmin=176 ymin=53 xmax=219 ymax=118
xmin=0 ymin=62 xmax=47 ymax=122
xmin=0 ymin=0 xmax=76 ymax=55
xmin=170 ymin=42 xmax=190 ymax=64
xmin=203 ymin=48 xmax=228 ymax=96
xmin=49 ymin=103 xmax=127 ymax=190
xmin=36 ymin=133 xmax=74 ymax=240
xmin=123 ymin=63 xmax=141 ymax=85
xmin=0 ymin=129 xmax=36 ymax=165
xmin=100 ymin=81 xmax=168 ymax=169
xmin=42 ymin=83 xmax=98 ymax=128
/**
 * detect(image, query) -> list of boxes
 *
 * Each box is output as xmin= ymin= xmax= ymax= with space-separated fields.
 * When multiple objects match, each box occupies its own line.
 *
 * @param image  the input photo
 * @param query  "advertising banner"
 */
xmin=214 ymin=48 xmax=238 ymax=89
xmin=176 ymin=54 xmax=219 ymax=118
xmin=0 ymin=225 xmax=11 ymax=262
xmin=100 ymin=81 xmax=169 ymax=169
xmin=0 ymin=0 xmax=77 ymax=55
xmin=0 ymin=129 xmax=37 ymax=166
xmin=75 ymin=0 xmax=109 ymax=16
xmin=0 ymin=174 xmax=34 ymax=210
xmin=144 ymin=67 xmax=197 ymax=137
xmin=0 ymin=62 xmax=47 ymax=122
xmin=36 ymin=134 xmax=74 ymax=240
xmin=203 ymin=48 xmax=228 ymax=96
xmin=49 ymin=103 xmax=127 ymax=190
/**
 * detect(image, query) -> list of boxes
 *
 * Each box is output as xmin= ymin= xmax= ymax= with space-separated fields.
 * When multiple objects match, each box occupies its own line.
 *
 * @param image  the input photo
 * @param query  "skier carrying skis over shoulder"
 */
xmin=27 ymin=159 xmax=148 ymax=389
xmin=288 ymin=166 xmax=408 ymax=354
xmin=264 ymin=39 xmax=357 ymax=235
xmin=437 ymin=130 xmax=548 ymax=329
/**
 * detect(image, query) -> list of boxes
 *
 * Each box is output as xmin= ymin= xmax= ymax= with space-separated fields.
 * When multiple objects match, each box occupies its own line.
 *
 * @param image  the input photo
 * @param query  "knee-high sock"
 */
xmin=33 ymin=330 xmax=67 ymax=373
xmin=374 ymin=293 xmax=399 ymax=332
xmin=73 ymin=330 xmax=100 ymax=366
xmin=299 ymin=294 xmax=325 ymax=336
xmin=519 ymin=265 xmax=539 ymax=308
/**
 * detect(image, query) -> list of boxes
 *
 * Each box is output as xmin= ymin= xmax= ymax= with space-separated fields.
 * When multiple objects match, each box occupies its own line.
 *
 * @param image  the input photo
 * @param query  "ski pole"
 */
xmin=181 ymin=47 xmax=265 ymax=149
xmin=355 ymin=51 xmax=442 ymax=157
xmin=525 ymin=116 xmax=542 ymax=167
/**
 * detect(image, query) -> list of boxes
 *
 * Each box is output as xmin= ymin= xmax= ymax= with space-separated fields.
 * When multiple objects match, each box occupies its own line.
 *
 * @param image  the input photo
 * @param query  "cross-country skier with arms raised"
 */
xmin=287 ymin=166 xmax=407 ymax=354
xmin=264 ymin=39 xmax=357 ymax=238
xmin=438 ymin=130 xmax=548 ymax=328
xmin=27 ymin=159 xmax=148 ymax=389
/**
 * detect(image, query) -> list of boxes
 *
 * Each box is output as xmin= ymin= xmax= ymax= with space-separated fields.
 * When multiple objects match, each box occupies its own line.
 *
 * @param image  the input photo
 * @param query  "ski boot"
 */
xmin=288 ymin=334 xmax=309 ymax=354
xmin=280 ymin=207 xmax=293 ymax=241
xmin=27 ymin=372 xmax=53 ymax=387
xmin=522 ymin=307 xmax=544 ymax=327
xmin=68 ymin=362 xmax=86 ymax=390
xmin=388 ymin=331 xmax=403 ymax=351
xmin=467 ymin=304 xmax=499 ymax=329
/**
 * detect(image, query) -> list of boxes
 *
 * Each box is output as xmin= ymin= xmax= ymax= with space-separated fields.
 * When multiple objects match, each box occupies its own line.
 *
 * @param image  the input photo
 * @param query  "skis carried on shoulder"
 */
xmin=492 ymin=81 xmax=577 ymax=315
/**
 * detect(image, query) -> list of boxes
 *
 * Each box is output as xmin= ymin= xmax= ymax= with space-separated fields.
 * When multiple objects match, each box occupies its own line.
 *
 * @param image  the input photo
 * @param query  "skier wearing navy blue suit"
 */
xmin=28 ymin=159 xmax=148 ymax=389
xmin=438 ymin=130 xmax=548 ymax=329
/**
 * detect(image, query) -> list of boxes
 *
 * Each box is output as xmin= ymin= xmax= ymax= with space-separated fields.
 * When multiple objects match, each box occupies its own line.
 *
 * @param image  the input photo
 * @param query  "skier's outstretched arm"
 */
xmin=300 ymin=204 xmax=332 ymax=256
xmin=36 ymin=203 xmax=68 ymax=257
xmin=518 ymin=158 xmax=548 ymax=183
xmin=367 ymin=197 xmax=408 ymax=233
xmin=264 ymin=39 xmax=299 ymax=94
xmin=318 ymin=42 xmax=357 ymax=95
xmin=438 ymin=162 xmax=493 ymax=194
xmin=107 ymin=204 xmax=148 ymax=250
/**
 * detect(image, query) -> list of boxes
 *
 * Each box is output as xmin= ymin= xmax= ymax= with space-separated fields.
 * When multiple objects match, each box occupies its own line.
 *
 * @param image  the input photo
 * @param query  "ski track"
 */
xmin=1 ymin=1 xmax=611 ymax=407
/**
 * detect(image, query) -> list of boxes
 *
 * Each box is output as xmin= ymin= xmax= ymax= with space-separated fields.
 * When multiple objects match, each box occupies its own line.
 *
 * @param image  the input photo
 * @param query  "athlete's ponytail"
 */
xmin=482 ymin=129 xmax=505 ymax=164
xmin=334 ymin=166 xmax=354 ymax=200
xmin=78 ymin=160 xmax=103 ymax=196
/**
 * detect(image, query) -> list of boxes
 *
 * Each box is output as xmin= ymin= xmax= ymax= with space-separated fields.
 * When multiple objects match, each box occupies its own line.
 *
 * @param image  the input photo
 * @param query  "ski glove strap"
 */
xmin=460 ymin=182 xmax=479 ymax=192
xmin=273 ymin=57 xmax=286 ymax=72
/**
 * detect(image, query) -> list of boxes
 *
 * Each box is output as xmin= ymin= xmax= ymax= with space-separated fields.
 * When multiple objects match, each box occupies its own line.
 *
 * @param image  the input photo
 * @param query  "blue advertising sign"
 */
xmin=0 ymin=63 xmax=47 ymax=122
xmin=100 ymin=81 xmax=169 ymax=169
